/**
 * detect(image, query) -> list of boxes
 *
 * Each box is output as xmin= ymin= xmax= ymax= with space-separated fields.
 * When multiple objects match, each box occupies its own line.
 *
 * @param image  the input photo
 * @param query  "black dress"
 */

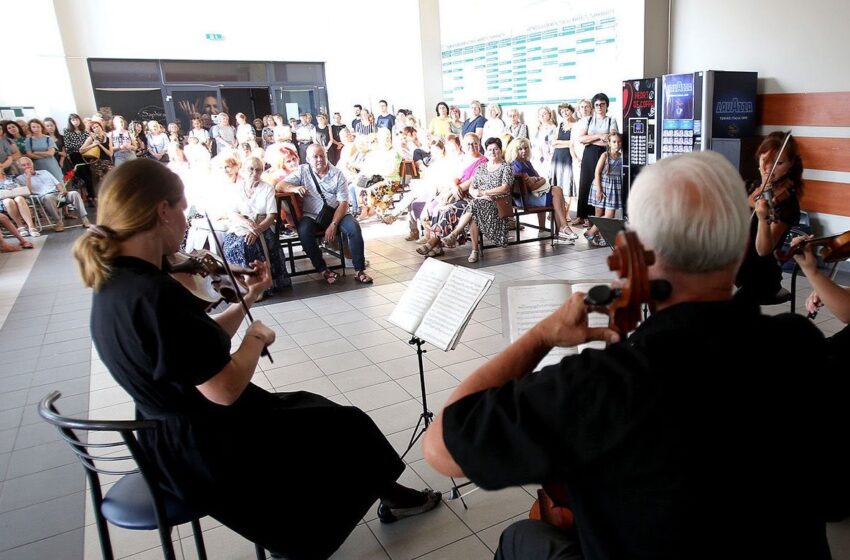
xmin=91 ymin=257 xmax=404 ymax=559
xmin=329 ymin=124 xmax=346 ymax=165
xmin=550 ymin=123 xmax=574 ymax=196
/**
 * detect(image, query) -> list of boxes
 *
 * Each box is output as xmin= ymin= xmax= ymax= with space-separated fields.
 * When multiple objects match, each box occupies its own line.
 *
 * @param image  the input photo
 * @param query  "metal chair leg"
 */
xmin=254 ymin=543 xmax=267 ymax=559
xmin=191 ymin=518 xmax=208 ymax=560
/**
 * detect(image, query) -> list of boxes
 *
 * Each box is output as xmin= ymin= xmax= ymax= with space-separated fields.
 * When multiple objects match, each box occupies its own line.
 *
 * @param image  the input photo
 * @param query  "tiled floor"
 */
xmin=1 ymin=220 xmax=849 ymax=560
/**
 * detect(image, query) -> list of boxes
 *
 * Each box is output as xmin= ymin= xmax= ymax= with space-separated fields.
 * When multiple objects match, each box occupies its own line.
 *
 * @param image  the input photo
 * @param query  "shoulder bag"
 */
xmin=307 ymin=166 xmax=336 ymax=229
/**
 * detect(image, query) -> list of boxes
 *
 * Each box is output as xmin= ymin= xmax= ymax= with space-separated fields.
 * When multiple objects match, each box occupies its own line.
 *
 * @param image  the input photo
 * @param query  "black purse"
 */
xmin=308 ymin=166 xmax=336 ymax=229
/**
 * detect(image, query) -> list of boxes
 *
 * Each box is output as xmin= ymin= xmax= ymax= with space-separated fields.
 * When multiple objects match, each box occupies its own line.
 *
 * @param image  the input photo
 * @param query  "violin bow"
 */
xmin=203 ymin=212 xmax=273 ymax=363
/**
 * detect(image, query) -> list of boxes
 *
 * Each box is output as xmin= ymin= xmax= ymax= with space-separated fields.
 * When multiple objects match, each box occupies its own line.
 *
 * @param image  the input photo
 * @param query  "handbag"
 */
xmin=494 ymin=195 xmax=514 ymax=218
xmin=308 ymin=166 xmax=336 ymax=229
xmin=81 ymin=144 xmax=101 ymax=161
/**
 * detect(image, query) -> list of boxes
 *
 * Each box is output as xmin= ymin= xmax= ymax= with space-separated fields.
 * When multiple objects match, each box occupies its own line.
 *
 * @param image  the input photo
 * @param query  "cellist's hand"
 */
xmin=533 ymin=293 xmax=620 ymax=348
xmin=805 ymin=291 xmax=823 ymax=317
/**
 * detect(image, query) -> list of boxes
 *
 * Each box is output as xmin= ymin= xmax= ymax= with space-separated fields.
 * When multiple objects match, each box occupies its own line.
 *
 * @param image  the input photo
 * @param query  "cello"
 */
xmin=528 ymin=230 xmax=671 ymax=530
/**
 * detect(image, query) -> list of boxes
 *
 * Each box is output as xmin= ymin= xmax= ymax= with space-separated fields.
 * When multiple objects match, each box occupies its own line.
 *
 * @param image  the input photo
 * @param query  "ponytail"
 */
xmin=72 ymin=159 xmax=183 ymax=291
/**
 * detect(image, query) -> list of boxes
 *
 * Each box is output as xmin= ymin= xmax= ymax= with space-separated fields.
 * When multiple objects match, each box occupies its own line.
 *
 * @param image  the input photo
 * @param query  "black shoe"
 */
xmin=376 ymin=489 xmax=441 ymax=523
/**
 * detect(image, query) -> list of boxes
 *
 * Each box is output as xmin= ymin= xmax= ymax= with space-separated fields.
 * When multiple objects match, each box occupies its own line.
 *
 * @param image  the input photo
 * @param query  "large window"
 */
xmin=162 ymin=61 xmax=267 ymax=83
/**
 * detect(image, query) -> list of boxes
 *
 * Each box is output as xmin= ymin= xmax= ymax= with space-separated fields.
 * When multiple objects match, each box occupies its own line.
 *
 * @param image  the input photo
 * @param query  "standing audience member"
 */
xmin=551 ymin=103 xmax=578 ymax=221
xmin=506 ymin=108 xmax=529 ymax=141
xmin=313 ymin=113 xmax=333 ymax=156
xmin=329 ymin=113 xmax=346 ymax=165
xmin=42 ymin=117 xmax=67 ymax=172
xmin=570 ymin=98 xmax=592 ymax=223
xmin=4 ymin=121 xmax=28 ymax=159
xmin=25 ymin=119 xmax=64 ymax=181
xmin=211 ymin=113 xmax=238 ymax=155
xmin=0 ymin=121 xmax=22 ymax=176
xmin=295 ymin=113 xmax=316 ymax=162
xmin=584 ymin=132 xmax=623 ymax=247
xmin=574 ymin=93 xmax=619 ymax=228
xmin=375 ymin=100 xmax=396 ymax=131
xmin=482 ymin=103 xmax=506 ymax=146
xmin=189 ymin=117 xmax=212 ymax=153
xmin=461 ymin=100 xmax=487 ymax=141
xmin=429 ymin=102 xmax=452 ymax=140
xmin=235 ymin=113 xmax=255 ymax=144
xmin=449 ymin=106 xmax=464 ymax=136
xmin=79 ymin=120 xmax=114 ymax=201
xmin=351 ymin=104 xmax=363 ymax=129
xmin=532 ymin=106 xmax=557 ymax=181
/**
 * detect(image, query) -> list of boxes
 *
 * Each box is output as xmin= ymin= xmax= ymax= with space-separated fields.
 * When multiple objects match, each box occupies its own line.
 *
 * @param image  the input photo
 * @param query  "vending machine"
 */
xmin=660 ymin=70 xmax=758 ymax=159
xmin=621 ymin=77 xmax=662 ymax=214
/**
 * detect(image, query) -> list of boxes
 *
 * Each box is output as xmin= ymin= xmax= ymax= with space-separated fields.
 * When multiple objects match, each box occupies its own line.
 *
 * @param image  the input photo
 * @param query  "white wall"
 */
xmin=670 ymin=0 xmax=850 ymax=237
xmin=9 ymin=0 xmax=431 ymax=123
xmin=669 ymin=0 xmax=850 ymax=94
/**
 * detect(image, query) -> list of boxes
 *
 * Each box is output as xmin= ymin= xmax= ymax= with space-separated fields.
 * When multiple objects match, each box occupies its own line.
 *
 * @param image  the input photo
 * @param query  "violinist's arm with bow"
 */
xmin=423 ymin=293 xmax=620 ymax=476
xmin=792 ymin=237 xmax=850 ymax=323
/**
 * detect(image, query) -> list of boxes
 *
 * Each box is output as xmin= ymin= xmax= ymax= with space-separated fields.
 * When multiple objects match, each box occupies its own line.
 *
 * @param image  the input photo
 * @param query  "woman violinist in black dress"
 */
xmin=73 ymin=159 xmax=439 ymax=560
xmin=734 ymin=131 xmax=803 ymax=304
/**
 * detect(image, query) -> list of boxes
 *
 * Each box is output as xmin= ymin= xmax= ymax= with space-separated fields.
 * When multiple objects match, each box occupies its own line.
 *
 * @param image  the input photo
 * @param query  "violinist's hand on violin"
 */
xmin=755 ymin=199 xmax=770 ymax=221
xmin=805 ymin=291 xmax=823 ymax=316
xmin=246 ymin=321 xmax=276 ymax=346
xmin=244 ymin=260 xmax=272 ymax=303
xmin=790 ymin=235 xmax=817 ymax=274
xmin=534 ymin=293 xmax=620 ymax=348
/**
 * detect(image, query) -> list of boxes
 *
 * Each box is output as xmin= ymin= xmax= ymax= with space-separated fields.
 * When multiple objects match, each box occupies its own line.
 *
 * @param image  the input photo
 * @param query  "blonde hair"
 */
xmin=73 ymin=159 xmax=184 ymax=290
xmin=505 ymin=137 xmax=530 ymax=164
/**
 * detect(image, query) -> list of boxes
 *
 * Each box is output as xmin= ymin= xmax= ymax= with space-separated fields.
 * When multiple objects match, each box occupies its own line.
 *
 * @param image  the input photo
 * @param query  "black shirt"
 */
xmin=443 ymin=300 xmax=850 ymax=560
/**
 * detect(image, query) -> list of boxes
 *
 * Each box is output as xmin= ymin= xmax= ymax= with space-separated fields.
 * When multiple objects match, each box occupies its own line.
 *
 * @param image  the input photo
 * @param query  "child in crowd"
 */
xmin=584 ymin=132 xmax=622 ymax=247
xmin=167 ymin=122 xmax=184 ymax=146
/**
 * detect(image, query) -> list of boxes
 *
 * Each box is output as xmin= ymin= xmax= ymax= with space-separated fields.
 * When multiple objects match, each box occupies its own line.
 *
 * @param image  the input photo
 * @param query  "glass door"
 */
xmin=220 ymin=88 xmax=272 ymax=122
xmin=275 ymin=87 xmax=319 ymax=120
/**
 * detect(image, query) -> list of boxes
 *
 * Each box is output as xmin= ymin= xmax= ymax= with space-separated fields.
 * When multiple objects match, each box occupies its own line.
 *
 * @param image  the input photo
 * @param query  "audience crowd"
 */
xmin=0 ymin=95 xmax=620 ymax=275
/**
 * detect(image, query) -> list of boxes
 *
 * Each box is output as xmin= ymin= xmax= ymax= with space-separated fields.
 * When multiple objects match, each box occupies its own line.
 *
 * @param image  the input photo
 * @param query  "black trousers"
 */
xmin=495 ymin=519 xmax=583 ymax=560
xmin=577 ymin=144 xmax=605 ymax=220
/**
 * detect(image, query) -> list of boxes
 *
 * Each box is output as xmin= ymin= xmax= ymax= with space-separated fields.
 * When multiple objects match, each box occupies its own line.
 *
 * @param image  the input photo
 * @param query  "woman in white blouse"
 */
xmin=482 ymin=103 xmax=506 ymax=146
xmin=146 ymin=121 xmax=170 ymax=163
xmin=573 ymin=93 xmax=619 ymax=228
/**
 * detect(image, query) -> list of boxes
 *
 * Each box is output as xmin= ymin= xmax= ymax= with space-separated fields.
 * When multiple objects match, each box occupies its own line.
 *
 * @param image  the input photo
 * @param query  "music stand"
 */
xmin=401 ymin=336 xmax=432 ymax=460
xmin=589 ymin=217 xmax=626 ymax=251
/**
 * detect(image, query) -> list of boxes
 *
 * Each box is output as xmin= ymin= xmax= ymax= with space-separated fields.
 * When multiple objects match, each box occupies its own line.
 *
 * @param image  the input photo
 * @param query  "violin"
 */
xmin=528 ymin=230 xmax=671 ymax=530
xmin=166 ymin=249 xmax=256 ymax=311
xmin=774 ymin=230 xmax=850 ymax=264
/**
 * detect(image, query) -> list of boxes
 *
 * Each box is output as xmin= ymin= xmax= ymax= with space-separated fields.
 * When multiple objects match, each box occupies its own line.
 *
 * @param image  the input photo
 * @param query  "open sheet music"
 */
xmin=500 ymin=279 xmax=611 ymax=371
xmin=388 ymin=259 xmax=495 ymax=351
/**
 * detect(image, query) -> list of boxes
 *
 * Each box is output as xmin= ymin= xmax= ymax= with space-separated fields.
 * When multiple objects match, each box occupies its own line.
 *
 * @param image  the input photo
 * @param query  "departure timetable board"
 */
xmin=441 ymin=10 xmax=618 ymax=107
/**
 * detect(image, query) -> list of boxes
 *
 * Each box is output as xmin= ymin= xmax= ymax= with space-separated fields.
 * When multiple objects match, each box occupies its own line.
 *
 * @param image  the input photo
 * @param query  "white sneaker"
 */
xmin=20 ymin=229 xmax=30 ymax=237
xmin=29 ymin=229 xmax=41 ymax=237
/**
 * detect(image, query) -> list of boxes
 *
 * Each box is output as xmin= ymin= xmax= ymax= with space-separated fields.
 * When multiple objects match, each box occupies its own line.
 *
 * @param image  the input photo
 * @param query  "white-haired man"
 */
xmin=424 ymin=151 xmax=849 ymax=559
xmin=16 ymin=157 xmax=88 ymax=231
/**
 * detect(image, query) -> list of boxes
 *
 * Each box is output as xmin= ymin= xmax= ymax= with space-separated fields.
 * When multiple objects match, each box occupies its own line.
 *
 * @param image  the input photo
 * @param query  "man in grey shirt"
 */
xmin=283 ymin=144 xmax=372 ymax=284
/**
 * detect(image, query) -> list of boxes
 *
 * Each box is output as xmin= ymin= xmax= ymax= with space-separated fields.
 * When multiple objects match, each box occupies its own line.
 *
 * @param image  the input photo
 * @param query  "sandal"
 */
xmin=382 ymin=214 xmax=398 ymax=225
xmin=321 ymin=269 xmax=339 ymax=285
xmin=405 ymin=230 xmax=420 ymax=241
xmin=354 ymin=270 xmax=373 ymax=284
xmin=441 ymin=233 xmax=458 ymax=248
xmin=426 ymin=246 xmax=444 ymax=258
xmin=467 ymin=250 xmax=479 ymax=263
xmin=416 ymin=244 xmax=433 ymax=256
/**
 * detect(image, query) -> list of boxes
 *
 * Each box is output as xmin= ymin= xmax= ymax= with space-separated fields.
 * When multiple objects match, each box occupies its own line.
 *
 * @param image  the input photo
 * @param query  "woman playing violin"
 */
xmin=734 ymin=131 xmax=803 ymax=304
xmin=73 ymin=159 xmax=439 ymax=559
xmin=424 ymin=152 xmax=848 ymax=560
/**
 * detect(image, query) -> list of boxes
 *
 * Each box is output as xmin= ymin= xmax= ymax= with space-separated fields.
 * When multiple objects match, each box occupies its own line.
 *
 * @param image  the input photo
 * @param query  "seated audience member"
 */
xmin=0 ymin=204 xmax=33 ymax=251
xmin=211 ymin=113 xmax=238 ymax=156
xmin=507 ymin=137 xmax=577 ymax=243
xmin=429 ymin=102 xmax=452 ymax=140
xmin=354 ymin=129 xmax=402 ymax=221
xmin=189 ymin=117 xmax=213 ymax=152
xmin=222 ymin=157 xmax=289 ymax=294
xmin=264 ymin=131 xmax=295 ymax=169
xmin=282 ymin=144 xmax=373 ymax=285
xmin=265 ymin=145 xmax=302 ymax=236
xmin=73 ymin=159 xmax=439 ymax=559
xmin=0 ymin=167 xmax=39 ymax=236
xmin=16 ymin=157 xmax=88 ymax=231
xmin=184 ymin=136 xmax=211 ymax=171
xmin=449 ymin=106 xmax=464 ymax=136
xmin=791 ymin=235 xmax=850 ymax=363
xmin=429 ymin=137 xmax=513 ymax=263
xmin=414 ymin=133 xmax=487 ymax=254
xmin=423 ymin=151 xmax=850 ymax=560
xmin=146 ymin=121 xmax=170 ymax=163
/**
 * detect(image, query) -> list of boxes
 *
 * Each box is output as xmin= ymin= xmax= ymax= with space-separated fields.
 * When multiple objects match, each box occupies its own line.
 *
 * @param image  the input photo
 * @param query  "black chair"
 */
xmin=276 ymin=193 xmax=346 ymax=277
xmin=37 ymin=391 xmax=268 ymax=560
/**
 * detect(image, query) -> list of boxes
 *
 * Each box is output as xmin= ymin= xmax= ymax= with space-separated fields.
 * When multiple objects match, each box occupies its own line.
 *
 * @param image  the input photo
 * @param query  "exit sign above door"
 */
xmin=205 ymin=33 xmax=223 ymax=40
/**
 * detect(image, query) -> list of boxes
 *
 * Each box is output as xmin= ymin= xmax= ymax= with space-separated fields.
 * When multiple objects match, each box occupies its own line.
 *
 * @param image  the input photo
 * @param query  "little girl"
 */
xmin=167 ymin=122 xmax=184 ymax=147
xmin=584 ymin=132 xmax=623 ymax=247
